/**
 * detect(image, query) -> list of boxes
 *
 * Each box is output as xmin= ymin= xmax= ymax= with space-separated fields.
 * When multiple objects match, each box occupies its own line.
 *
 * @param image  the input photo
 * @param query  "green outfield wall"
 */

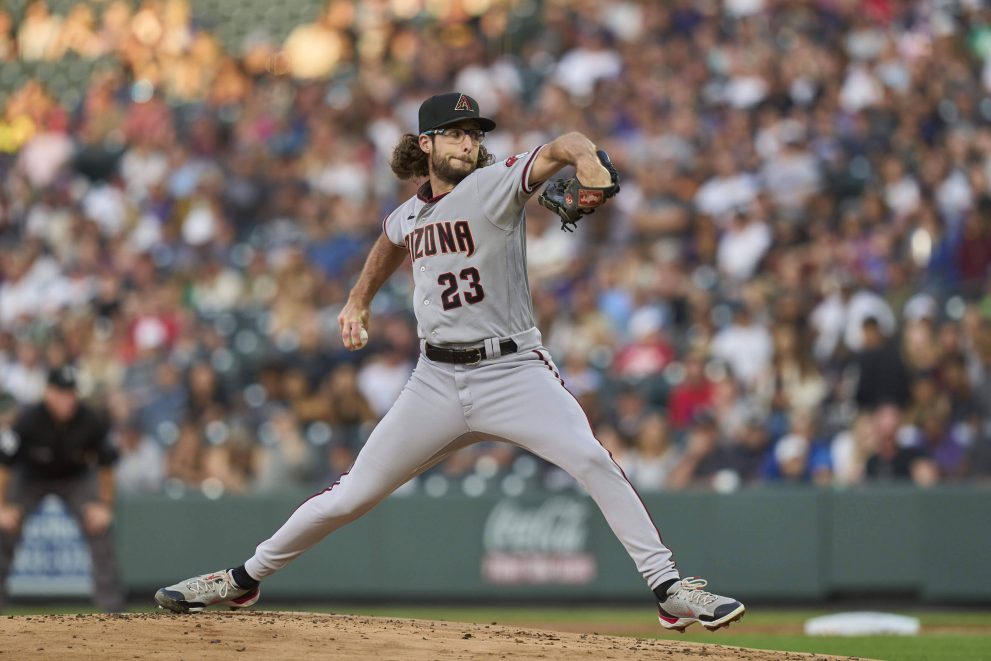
xmin=114 ymin=486 xmax=991 ymax=602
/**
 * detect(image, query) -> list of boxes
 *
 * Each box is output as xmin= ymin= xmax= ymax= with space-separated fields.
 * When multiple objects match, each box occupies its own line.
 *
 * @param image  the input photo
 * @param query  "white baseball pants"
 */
xmin=244 ymin=329 xmax=679 ymax=590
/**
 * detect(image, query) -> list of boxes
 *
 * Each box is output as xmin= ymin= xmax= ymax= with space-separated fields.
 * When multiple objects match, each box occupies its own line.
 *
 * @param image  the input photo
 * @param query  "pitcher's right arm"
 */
xmin=338 ymin=234 xmax=409 ymax=350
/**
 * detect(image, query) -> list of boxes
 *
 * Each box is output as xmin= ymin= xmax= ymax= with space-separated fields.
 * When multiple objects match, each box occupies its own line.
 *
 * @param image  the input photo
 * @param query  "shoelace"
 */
xmin=676 ymin=577 xmax=718 ymax=606
xmin=185 ymin=574 xmax=231 ymax=600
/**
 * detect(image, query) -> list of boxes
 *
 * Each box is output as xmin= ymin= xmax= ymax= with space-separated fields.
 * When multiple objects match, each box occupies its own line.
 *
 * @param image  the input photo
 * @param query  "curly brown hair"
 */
xmin=389 ymin=133 xmax=494 ymax=180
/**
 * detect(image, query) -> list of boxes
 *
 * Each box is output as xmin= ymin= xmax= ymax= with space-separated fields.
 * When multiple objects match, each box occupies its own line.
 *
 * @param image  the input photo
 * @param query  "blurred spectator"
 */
xmin=764 ymin=412 xmax=832 ymax=486
xmin=17 ymin=1 xmax=61 ymax=61
xmin=607 ymin=386 xmax=650 ymax=444
xmin=186 ymin=361 xmax=229 ymax=427
xmin=907 ymin=403 xmax=968 ymax=481
xmin=940 ymin=351 xmax=982 ymax=426
xmin=755 ymin=325 xmax=827 ymax=416
xmin=716 ymin=210 xmax=772 ymax=283
xmin=0 ymin=10 xmax=16 ymax=61
xmin=611 ymin=308 xmax=674 ymax=381
xmin=710 ymin=303 xmax=772 ymax=387
xmin=694 ymin=154 xmax=758 ymax=219
xmin=115 ymin=421 xmax=165 ymax=494
xmin=667 ymin=353 xmax=715 ymax=432
xmin=904 ymin=370 xmax=943 ymax=429
xmin=831 ymin=415 xmax=875 ymax=487
xmin=136 ymin=362 xmax=187 ymax=442
xmin=558 ymin=350 xmax=604 ymax=401
xmin=710 ymin=376 xmax=754 ymax=443
xmin=77 ymin=332 xmax=125 ymax=401
xmin=770 ymin=434 xmax=811 ymax=483
xmin=902 ymin=314 xmax=941 ymax=373
xmin=254 ymin=408 xmax=317 ymax=493
xmin=166 ymin=423 xmax=204 ymax=488
xmin=667 ymin=413 xmax=729 ymax=491
xmin=854 ymin=317 xmax=912 ymax=411
xmin=282 ymin=1 xmax=350 ymax=80
xmin=865 ymin=405 xmax=938 ymax=486
xmin=725 ymin=413 xmax=774 ymax=485
xmin=624 ymin=413 xmax=679 ymax=493
xmin=759 ymin=124 xmax=820 ymax=214
xmin=201 ymin=426 xmax=254 ymax=495
xmin=1 ymin=340 xmax=46 ymax=404
xmin=811 ymin=277 xmax=895 ymax=361
xmin=324 ymin=364 xmax=377 ymax=477
xmin=356 ymin=316 xmax=416 ymax=417
xmin=53 ymin=3 xmax=102 ymax=59
xmin=554 ymin=28 xmax=622 ymax=100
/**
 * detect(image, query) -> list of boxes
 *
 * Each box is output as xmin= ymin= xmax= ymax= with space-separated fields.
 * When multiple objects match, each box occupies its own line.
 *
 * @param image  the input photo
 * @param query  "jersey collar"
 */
xmin=416 ymin=181 xmax=451 ymax=203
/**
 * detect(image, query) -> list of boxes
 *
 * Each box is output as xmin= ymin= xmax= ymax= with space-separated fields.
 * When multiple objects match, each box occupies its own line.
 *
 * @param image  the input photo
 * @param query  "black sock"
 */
xmin=653 ymin=578 xmax=680 ymax=602
xmin=230 ymin=565 xmax=260 ymax=590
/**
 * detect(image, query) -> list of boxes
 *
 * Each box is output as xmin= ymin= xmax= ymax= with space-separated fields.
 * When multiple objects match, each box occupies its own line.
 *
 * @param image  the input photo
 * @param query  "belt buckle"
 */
xmin=465 ymin=348 xmax=483 ymax=365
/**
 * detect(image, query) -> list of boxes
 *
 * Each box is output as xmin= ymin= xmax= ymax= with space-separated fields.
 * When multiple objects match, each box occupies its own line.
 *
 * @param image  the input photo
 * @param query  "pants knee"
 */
xmin=568 ymin=442 xmax=618 ymax=483
xmin=312 ymin=486 xmax=377 ymax=524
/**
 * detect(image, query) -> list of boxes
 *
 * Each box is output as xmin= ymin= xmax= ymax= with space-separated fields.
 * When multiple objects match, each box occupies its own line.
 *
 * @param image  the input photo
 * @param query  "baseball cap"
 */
xmin=774 ymin=433 xmax=809 ymax=464
xmin=418 ymin=92 xmax=496 ymax=134
xmin=48 ymin=365 xmax=78 ymax=391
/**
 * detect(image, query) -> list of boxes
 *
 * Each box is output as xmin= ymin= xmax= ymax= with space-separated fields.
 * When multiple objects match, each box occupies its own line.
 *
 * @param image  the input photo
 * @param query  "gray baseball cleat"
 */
xmin=656 ymin=577 xmax=745 ymax=632
xmin=155 ymin=569 xmax=260 ymax=613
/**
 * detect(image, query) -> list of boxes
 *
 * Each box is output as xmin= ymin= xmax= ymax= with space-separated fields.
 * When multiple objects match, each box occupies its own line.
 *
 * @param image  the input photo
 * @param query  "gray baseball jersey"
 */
xmin=242 ymin=146 xmax=680 ymax=594
xmin=382 ymin=147 xmax=542 ymax=344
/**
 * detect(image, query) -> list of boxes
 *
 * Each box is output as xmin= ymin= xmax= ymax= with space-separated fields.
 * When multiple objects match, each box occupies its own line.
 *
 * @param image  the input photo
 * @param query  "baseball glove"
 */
xmin=538 ymin=149 xmax=621 ymax=231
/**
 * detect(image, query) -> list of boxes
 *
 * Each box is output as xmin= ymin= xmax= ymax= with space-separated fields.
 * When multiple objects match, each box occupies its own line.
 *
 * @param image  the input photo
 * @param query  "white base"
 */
xmin=804 ymin=612 xmax=921 ymax=636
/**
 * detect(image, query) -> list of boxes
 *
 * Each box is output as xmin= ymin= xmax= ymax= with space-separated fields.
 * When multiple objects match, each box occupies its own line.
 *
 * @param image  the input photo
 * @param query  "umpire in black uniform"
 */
xmin=0 ymin=366 xmax=124 ymax=612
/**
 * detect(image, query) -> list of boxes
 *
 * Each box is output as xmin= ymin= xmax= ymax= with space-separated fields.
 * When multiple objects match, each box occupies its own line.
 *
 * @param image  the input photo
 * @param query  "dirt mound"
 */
xmin=0 ymin=611 xmax=855 ymax=660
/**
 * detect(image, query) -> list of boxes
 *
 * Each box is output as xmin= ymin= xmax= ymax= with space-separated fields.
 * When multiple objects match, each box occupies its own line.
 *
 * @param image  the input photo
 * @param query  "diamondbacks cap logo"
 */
xmin=454 ymin=94 xmax=473 ymax=112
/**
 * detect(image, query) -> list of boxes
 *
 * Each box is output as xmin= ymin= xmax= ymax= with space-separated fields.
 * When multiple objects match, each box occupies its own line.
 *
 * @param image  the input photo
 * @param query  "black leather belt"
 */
xmin=425 ymin=339 xmax=518 ymax=364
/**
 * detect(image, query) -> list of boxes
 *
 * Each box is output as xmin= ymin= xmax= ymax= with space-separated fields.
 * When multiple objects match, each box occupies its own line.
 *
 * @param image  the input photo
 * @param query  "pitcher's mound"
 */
xmin=0 ymin=611 xmax=853 ymax=660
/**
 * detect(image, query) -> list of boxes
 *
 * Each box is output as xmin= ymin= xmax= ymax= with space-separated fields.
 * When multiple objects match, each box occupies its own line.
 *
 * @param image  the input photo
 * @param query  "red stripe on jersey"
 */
xmin=521 ymin=145 xmax=545 ymax=195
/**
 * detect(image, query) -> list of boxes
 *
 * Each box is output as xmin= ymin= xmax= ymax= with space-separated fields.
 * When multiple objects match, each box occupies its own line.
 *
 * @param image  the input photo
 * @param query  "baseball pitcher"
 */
xmin=155 ymin=93 xmax=745 ymax=633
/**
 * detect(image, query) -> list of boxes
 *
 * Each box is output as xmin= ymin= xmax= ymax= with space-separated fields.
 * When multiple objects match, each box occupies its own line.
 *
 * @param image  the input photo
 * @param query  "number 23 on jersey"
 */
xmin=438 ymin=267 xmax=484 ymax=310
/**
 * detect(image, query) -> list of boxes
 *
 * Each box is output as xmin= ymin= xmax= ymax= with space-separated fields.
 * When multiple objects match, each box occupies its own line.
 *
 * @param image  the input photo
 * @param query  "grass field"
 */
xmin=6 ymin=603 xmax=990 ymax=660
xmin=317 ymin=606 xmax=991 ymax=660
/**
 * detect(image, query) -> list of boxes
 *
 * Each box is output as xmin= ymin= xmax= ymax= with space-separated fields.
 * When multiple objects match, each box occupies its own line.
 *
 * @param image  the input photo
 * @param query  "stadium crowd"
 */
xmin=1 ymin=0 xmax=991 ymax=499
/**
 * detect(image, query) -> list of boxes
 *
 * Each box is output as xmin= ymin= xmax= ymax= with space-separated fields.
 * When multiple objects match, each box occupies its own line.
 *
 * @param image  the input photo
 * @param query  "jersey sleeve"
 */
xmin=382 ymin=207 xmax=406 ymax=248
xmin=474 ymin=145 xmax=546 ymax=231
xmin=0 ymin=412 xmax=27 ymax=466
xmin=93 ymin=412 xmax=119 ymax=467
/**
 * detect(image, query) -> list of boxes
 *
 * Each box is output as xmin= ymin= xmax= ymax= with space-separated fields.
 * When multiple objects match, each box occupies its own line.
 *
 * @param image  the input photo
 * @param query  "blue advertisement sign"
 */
xmin=7 ymin=496 xmax=91 ymax=597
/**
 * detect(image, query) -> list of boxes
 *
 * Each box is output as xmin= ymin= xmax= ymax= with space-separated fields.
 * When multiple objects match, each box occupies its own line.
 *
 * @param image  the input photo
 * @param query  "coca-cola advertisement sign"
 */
xmin=481 ymin=498 xmax=596 ymax=585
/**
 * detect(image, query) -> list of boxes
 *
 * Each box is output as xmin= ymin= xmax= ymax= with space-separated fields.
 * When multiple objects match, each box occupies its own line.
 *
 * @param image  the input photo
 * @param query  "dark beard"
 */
xmin=431 ymin=151 xmax=475 ymax=185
